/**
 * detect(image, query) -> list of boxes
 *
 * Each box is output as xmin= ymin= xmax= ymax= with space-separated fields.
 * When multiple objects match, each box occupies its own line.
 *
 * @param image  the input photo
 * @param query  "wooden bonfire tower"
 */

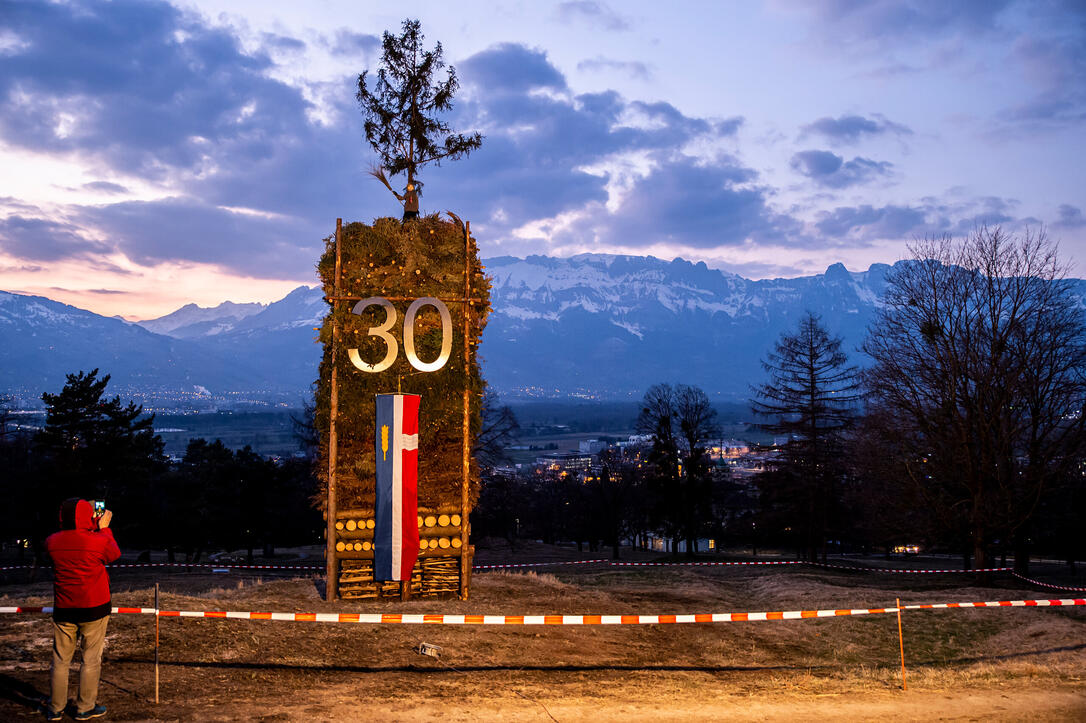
xmin=316 ymin=215 xmax=490 ymax=600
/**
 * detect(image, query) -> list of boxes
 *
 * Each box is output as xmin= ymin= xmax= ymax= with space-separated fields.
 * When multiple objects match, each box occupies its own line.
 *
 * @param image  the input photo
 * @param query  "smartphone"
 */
xmin=92 ymin=500 xmax=105 ymax=517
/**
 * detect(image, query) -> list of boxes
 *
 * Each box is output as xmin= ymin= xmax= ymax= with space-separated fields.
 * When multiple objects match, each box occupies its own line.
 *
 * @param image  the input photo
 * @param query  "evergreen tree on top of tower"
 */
xmin=357 ymin=18 xmax=483 ymax=218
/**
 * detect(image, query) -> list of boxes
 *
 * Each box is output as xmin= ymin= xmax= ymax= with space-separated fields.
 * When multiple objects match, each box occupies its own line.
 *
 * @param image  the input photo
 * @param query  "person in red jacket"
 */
xmin=43 ymin=498 xmax=120 ymax=721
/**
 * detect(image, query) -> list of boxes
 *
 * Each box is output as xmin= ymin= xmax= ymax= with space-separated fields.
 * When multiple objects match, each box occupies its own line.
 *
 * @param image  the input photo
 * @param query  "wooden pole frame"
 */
xmin=325 ymin=219 xmax=343 ymax=601
xmin=325 ymin=216 xmax=478 ymax=601
xmin=460 ymin=221 xmax=472 ymax=600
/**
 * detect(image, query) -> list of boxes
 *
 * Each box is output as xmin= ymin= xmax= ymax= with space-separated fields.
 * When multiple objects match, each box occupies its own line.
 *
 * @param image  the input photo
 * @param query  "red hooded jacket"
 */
xmin=45 ymin=498 xmax=120 ymax=622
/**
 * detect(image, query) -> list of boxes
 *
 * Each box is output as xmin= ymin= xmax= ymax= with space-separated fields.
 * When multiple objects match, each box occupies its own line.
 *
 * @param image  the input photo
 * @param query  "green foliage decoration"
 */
xmin=315 ymin=215 xmax=491 ymax=512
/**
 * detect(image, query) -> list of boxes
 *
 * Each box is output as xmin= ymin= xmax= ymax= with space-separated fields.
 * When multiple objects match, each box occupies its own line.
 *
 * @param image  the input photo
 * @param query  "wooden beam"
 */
xmin=326 ymin=217 xmax=342 ymax=602
xmin=460 ymin=221 xmax=472 ymax=601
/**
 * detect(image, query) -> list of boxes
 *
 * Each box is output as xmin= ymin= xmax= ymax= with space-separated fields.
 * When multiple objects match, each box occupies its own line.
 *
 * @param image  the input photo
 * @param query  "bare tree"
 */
xmin=675 ymin=385 xmax=719 ymax=554
xmin=862 ymin=227 xmax=1086 ymax=573
xmin=751 ymin=312 xmax=860 ymax=561
xmin=636 ymin=384 xmax=681 ymax=549
xmin=637 ymin=383 xmax=719 ymax=555
xmin=474 ymin=390 xmax=520 ymax=470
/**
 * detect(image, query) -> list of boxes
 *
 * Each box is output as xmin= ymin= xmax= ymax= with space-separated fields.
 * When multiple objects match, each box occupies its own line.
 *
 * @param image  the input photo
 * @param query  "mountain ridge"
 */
xmin=6 ymin=254 xmax=1080 ymax=404
xmin=138 ymin=299 xmax=267 ymax=338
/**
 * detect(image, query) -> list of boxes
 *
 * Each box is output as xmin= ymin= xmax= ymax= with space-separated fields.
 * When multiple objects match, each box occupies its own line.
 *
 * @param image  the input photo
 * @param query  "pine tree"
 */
xmin=357 ymin=18 xmax=483 ymax=205
xmin=751 ymin=313 xmax=859 ymax=561
xmin=33 ymin=369 xmax=165 ymax=553
xmin=36 ymin=369 xmax=163 ymax=498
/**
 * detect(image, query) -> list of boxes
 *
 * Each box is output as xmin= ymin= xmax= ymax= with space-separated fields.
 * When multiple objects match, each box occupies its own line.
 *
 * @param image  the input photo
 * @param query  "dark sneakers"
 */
xmin=73 ymin=704 xmax=108 ymax=720
xmin=41 ymin=706 xmax=63 ymax=721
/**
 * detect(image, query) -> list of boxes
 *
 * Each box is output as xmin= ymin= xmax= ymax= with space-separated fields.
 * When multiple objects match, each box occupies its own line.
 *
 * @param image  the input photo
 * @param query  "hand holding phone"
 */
xmin=91 ymin=500 xmax=110 ymax=529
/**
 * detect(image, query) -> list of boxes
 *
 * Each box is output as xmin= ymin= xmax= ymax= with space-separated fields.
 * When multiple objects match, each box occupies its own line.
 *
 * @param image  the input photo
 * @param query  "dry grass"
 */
xmin=0 ymin=550 xmax=1083 ymax=720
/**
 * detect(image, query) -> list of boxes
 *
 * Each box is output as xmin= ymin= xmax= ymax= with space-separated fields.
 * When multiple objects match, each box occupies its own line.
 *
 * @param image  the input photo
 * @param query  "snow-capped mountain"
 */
xmin=0 ymin=290 xmax=268 ymax=400
xmin=139 ymin=286 xmax=328 ymax=340
xmin=9 ymin=253 xmax=1075 ymax=403
xmin=482 ymin=255 xmax=893 ymax=398
xmin=183 ymin=286 xmax=328 ymax=393
xmin=137 ymin=300 xmax=265 ymax=338
xmin=124 ymin=255 xmax=899 ymax=399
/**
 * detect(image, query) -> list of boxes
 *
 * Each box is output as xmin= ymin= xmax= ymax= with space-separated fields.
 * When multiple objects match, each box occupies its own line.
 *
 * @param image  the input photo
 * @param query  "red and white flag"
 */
xmin=373 ymin=394 xmax=421 ymax=581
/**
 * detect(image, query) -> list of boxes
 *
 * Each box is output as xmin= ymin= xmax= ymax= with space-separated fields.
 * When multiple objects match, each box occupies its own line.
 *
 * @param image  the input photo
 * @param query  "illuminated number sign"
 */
xmin=347 ymin=296 xmax=453 ymax=373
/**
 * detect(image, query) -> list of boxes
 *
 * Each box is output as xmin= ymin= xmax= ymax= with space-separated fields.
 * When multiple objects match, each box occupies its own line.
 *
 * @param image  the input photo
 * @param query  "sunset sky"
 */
xmin=1 ymin=0 xmax=1083 ymax=319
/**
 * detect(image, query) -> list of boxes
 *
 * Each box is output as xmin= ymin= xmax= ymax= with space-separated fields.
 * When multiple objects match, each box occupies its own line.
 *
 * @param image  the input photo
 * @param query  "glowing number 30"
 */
xmin=347 ymin=297 xmax=452 ymax=373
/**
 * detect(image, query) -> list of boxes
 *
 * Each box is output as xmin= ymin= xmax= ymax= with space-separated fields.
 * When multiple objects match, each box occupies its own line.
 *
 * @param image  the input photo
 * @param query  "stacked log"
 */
xmin=419 ymin=557 xmax=460 ymax=596
xmin=334 ymin=505 xmax=468 ymax=597
xmin=339 ymin=559 xmax=422 ymax=599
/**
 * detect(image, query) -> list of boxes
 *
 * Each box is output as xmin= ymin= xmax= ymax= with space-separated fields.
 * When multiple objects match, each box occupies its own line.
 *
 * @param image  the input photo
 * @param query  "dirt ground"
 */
xmin=0 ymin=543 xmax=1082 ymax=721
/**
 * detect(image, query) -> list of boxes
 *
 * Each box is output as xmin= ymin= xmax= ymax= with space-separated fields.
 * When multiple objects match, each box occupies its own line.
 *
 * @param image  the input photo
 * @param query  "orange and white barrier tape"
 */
xmin=0 ymin=606 xmax=157 ymax=615
xmin=3 ymin=561 xmax=601 ymax=573
xmin=807 ymin=562 xmax=1012 ymax=574
xmin=474 ymin=559 xmax=606 ymax=570
xmin=0 ymin=563 xmax=323 ymax=573
xmin=602 ymin=560 xmax=1012 ymax=573
xmin=112 ymin=563 xmax=322 ymax=571
xmin=902 ymin=598 xmax=1085 ymax=610
xmin=1010 ymin=572 xmax=1086 ymax=592
xmin=1 ymin=598 xmax=1081 ymax=624
xmin=1 ymin=560 xmax=1072 ymax=582
xmin=610 ymin=560 xmax=803 ymax=567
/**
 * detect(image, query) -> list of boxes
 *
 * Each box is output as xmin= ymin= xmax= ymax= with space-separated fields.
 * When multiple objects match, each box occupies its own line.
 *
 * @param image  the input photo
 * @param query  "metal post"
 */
xmin=460 ymin=221 xmax=472 ymax=600
xmin=326 ymin=218 xmax=343 ymax=601
xmin=154 ymin=582 xmax=159 ymax=705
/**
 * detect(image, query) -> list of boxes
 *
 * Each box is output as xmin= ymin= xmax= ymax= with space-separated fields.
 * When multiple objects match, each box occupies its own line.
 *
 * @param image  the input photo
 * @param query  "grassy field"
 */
xmin=0 ymin=544 xmax=1082 ymax=721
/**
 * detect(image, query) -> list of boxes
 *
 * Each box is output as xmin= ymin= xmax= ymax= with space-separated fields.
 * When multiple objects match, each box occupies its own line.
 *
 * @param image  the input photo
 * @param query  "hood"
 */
xmin=58 ymin=498 xmax=95 ymax=531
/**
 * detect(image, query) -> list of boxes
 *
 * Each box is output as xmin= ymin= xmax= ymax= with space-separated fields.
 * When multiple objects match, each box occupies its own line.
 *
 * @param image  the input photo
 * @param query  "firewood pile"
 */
xmin=333 ymin=505 xmax=468 ymax=598
xmin=339 ymin=559 xmax=418 ymax=599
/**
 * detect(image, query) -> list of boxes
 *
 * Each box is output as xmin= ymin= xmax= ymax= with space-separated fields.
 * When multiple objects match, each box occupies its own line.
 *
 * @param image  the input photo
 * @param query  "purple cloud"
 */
xmin=0 ymin=0 xmax=310 ymax=183
xmin=0 ymin=215 xmax=108 ymax=261
xmin=815 ymin=204 xmax=927 ymax=240
xmin=556 ymin=1 xmax=630 ymax=31
xmin=596 ymin=156 xmax=800 ymax=249
xmin=800 ymin=114 xmax=912 ymax=145
xmin=0 ymin=1 xmax=1068 ymax=281
xmin=791 ymin=150 xmax=893 ymax=188
xmin=331 ymin=30 xmax=380 ymax=57
xmin=460 ymin=43 xmax=568 ymax=93
xmin=260 ymin=32 xmax=305 ymax=53
xmin=1002 ymin=31 xmax=1086 ymax=132
xmin=1054 ymin=204 xmax=1085 ymax=230
xmin=434 ymin=44 xmax=745 ymax=238
xmin=785 ymin=0 xmax=1014 ymax=43
xmin=76 ymin=197 xmax=317 ymax=278
xmin=82 ymin=181 xmax=129 ymax=194
xmin=577 ymin=56 xmax=651 ymax=80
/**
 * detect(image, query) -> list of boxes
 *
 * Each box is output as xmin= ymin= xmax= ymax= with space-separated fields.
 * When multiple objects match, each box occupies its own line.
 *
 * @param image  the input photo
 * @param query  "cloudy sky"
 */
xmin=1 ymin=0 xmax=1084 ymax=319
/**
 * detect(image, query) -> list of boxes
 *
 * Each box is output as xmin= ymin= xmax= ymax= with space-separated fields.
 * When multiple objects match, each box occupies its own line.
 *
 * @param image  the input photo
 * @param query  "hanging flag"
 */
xmin=374 ymin=394 xmax=421 ymax=581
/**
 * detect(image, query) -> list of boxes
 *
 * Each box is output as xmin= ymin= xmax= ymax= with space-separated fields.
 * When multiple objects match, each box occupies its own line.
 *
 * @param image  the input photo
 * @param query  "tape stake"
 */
xmin=154 ymin=582 xmax=159 ymax=706
xmin=896 ymin=597 xmax=907 ymax=691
